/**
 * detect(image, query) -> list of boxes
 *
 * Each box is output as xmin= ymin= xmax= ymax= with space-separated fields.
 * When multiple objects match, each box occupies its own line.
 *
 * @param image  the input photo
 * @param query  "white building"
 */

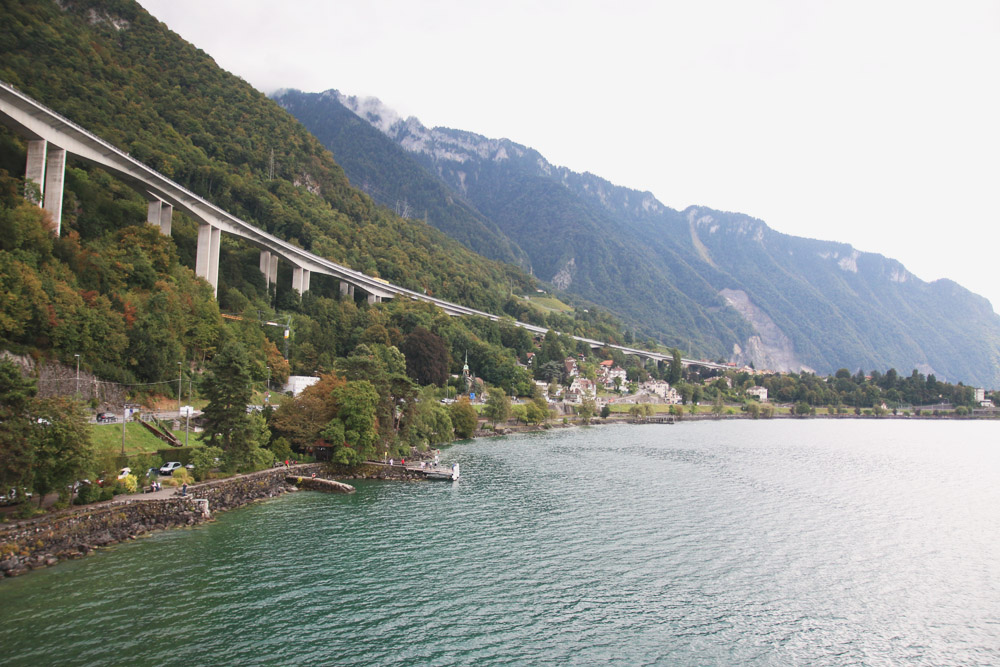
xmin=567 ymin=377 xmax=596 ymax=403
xmin=284 ymin=375 xmax=320 ymax=396
xmin=747 ymin=386 xmax=768 ymax=402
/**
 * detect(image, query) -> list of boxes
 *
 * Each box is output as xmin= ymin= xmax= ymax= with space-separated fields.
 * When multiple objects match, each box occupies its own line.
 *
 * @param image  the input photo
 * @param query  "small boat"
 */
xmin=424 ymin=463 xmax=460 ymax=481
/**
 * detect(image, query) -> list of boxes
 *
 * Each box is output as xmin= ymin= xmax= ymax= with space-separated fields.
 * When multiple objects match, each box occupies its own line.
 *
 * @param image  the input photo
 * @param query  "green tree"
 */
xmin=712 ymin=392 xmax=725 ymax=417
xmin=338 ymin=343 xmax=416 ymax=444
xmin=526 ymin=396 xmax=549 ymax=425
xmin=0 ymin=360 xmax=37 ymax=499
xmin=408 ymin=388 xmax=455 ymax=447
xmin=578 ymin=398 xmax=596 ymax=424
xmin=200 ymin=337 xmax=256 ymax=453
xmin=324 ymin=380 xmax=380 ymax=465
xmin=482 ymin=389 xmax=512 ymax=428
xmin=668 ymin=348 xmax=683 ymax=384
xmin=450 ymin=396 xmax=478 ymax=438
xmin=30 ymin=398 xmax=94 ymax=506
xmin=600 ymin=404 xmax=611 ymax=419
xmin=189 ymin=446 xmax=224 ymax=481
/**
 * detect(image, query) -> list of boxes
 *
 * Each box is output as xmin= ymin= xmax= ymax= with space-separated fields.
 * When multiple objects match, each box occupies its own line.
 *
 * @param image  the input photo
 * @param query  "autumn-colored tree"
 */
xmin=270 ymin=372 xmax=345 ymax=449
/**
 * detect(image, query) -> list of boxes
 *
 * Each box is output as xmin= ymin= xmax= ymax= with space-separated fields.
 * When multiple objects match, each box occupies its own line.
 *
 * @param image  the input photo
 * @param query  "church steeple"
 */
xmin=462 ymin=351 xmax=472 ymax=394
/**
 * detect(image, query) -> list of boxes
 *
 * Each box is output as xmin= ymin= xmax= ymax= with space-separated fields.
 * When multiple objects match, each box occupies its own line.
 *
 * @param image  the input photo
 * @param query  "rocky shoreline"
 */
xmin=0 ymin=464 xmax=327 ymax=579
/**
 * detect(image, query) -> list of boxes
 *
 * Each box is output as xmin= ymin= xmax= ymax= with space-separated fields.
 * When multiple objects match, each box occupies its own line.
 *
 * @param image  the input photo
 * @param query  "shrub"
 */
xmin=74 ymin=483 xmax=100 ymax=505
xmin=122 ymin=474 xmax=138 ymax=494
xmin=163 ymin=468 xmax=194 ymax=487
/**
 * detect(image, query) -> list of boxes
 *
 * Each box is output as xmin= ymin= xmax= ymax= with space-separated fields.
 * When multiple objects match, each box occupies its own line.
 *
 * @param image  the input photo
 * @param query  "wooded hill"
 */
xmin=0 ymin=0 xmax=627 ymax=391
xmin=276 ymin=89 xmax=1000 ymax=388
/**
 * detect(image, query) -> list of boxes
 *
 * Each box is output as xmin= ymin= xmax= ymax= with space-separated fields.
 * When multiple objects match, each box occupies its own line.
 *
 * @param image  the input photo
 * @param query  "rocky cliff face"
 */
xmin=720 ymin=289 xmax=811 ymax=373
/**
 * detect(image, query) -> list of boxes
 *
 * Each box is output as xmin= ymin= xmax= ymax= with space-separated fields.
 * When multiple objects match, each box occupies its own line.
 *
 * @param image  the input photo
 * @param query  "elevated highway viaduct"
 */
xmin=0 ymin=81 xmax=728 ymax=373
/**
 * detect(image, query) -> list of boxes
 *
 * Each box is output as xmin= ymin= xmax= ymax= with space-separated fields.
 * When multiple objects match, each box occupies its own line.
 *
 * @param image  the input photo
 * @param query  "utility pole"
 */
xmin=178 ymin=361 xmax=183 ymax=414
xmin=121 ymin=400 xmax=127 ymax=456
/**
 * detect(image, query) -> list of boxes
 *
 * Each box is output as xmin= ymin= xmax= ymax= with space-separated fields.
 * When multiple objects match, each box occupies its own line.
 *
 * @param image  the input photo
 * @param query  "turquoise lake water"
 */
xmin=1 ymin=420 xmax=998 ymax=666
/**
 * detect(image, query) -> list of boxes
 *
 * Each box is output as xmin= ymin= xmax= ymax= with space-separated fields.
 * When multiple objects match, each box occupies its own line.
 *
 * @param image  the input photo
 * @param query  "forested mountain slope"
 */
xmin=0 ymin=0 xmax=534 ymax=315
xmin=0 ymin=0 xmax=628 ymax=390
xmin=279 ymin=90 xmax=1000 ymax=388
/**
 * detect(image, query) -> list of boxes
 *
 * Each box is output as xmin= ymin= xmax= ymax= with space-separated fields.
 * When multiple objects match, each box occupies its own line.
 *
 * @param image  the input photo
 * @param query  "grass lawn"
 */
xmin=521 ymin=294 xmax=574 ymax=314
xmin=606 ymin=402 xmax=679 ymax=414
xmin=90 ymin=422 xmax=201 ymax=456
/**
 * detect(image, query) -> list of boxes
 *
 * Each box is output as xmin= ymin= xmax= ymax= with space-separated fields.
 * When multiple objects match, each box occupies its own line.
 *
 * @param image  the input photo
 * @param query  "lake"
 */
xmin=1 ymin=420 xmax=997 ymax=666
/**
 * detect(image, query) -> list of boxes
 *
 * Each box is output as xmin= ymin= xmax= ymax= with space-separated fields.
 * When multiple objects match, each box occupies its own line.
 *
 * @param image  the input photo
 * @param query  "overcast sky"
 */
xmin=138 ymin=0 xmax=1000 ymax=313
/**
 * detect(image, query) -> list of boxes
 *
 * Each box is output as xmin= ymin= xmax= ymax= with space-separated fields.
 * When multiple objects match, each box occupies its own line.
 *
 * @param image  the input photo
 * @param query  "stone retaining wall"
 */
xmin=0 ymin=463 xmax=326 ymax=579
xmin=327 ymin=462 xmax=426 ymax=481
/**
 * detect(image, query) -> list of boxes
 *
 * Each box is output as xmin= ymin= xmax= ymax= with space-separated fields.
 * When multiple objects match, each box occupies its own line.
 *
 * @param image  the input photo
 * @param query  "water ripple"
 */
xmin=1 ymin=421 xmax=998 ymax=666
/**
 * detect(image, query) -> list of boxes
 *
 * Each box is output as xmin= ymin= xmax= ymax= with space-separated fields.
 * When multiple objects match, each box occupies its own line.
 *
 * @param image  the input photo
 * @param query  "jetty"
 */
xmin=405 ymin=462 xmax=461 ymax=481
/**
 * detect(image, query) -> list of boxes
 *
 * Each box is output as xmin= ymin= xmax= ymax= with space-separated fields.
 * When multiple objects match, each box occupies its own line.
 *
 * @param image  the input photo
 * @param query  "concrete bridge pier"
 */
xmin=196 ymin=223 xmax=221 ymax=295
xmin=24 ymin=139 xmax=66 ymax=235
xmin=292 ymin=266 xmax=311 ymax=295
xmin=259 ymin=250 xmax=278 ymax=290
xmin=340 ymin=281 xmax=355 ymax=299
xmin=146 ymin=199 xmax=173 ymax=235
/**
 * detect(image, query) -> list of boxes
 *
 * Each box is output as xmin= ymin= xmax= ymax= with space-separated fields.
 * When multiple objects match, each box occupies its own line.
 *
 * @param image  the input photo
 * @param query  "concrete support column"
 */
xmin=42 ymin=146 xmax=66 ymax=235
xmin=259 ymin=250 xmax=272 ymax=288
xmin=340 ymin=281 xmax=350 ymax=298
xmin=367 ymin=293 xmax=379 ymax=305
xmin=268 ymin=254 xmax=278 ymax=287
xmin=196 ymin=223 xmax=221 ymax=296
xmin=292 ymin=266 xmax=311 ymax=295
xmin=159 ymin=202 xmax=173 ymax=236
xmin=25 ymin=139 xmax=47 ymax=205
xmin=207 ymin=227 xmax=221 ymax=292
xmin=147 ymin=199 xmax=174 ymax=235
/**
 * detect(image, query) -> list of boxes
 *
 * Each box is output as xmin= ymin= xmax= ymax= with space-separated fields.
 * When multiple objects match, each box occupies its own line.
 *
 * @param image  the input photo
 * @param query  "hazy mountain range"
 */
xmin=275 ymin=89 xmax=1000 ymax=388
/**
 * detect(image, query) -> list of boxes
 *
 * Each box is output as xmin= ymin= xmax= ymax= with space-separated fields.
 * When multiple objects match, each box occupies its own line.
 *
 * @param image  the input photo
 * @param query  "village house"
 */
xmin=638 ymin=379 xmax=681 ymax=404
xmin=567 ymin=377 xmax=596 ymax=403
xmin=974 ymin=388 xmax=994 ymax=408
xmin=747 ymin=386 xmax=768 ymax=402
xmin=563 ymin=357 xmax=579 ymax=379
xmin=597 ymin=361 xmax=628 ymax=390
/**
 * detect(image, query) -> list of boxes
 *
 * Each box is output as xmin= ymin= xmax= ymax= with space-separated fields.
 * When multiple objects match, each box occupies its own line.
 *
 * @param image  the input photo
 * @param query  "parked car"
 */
xmin=159 ymin=461 xmax=183 ymax=476
xmin=96 ymin=412 xmax=117 ymax=423
xmin=0 ymin=488 xmax=33 ymax=505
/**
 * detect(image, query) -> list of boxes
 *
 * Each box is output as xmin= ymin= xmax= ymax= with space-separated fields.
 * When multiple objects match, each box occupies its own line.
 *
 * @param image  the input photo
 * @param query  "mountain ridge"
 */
xmin=277 ymin=89 xmax=1000 ymax=387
